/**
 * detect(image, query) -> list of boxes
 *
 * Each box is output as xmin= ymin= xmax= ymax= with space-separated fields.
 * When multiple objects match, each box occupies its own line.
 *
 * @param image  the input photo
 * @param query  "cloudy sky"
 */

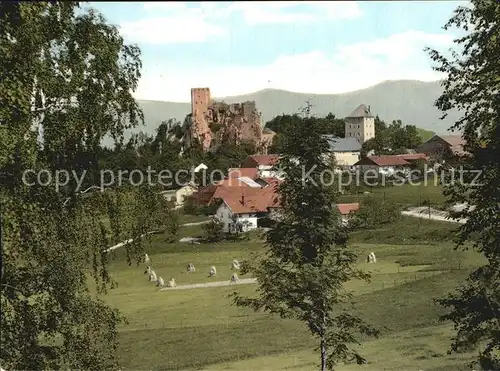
xmin=88 ymin=1 xmax=464 ymax=102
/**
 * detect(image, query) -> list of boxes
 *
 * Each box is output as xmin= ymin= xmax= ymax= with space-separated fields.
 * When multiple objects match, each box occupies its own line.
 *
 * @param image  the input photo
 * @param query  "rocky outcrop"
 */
xmin=209 ymin=101 xmax=263 ymax=149
xmin=184 ymin=88 xmax=275 ymax=153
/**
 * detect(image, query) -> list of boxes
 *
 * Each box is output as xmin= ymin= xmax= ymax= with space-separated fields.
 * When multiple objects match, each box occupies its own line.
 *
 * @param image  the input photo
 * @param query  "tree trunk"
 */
xmin=320 ymin=336 xmax=327 ymax=371
xmin=319 ymin=309 xmax=328 ymax=371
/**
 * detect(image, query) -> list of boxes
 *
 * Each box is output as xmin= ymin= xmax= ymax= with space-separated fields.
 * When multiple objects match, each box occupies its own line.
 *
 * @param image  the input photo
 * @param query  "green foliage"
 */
xmin=426 ymin=0 xmax=500 ymax=369
xmin=265 ymin=113 xmax=345 ymax=154
xmin=209 ymin=121 xmax=222 ymax=134
xmin=264 ymin=113 xmax=303 ymax=134
xmin=233 ymin=103 xmax=378 ymax=370
xmin=362 ymin=118 xmax=423 ymax=156
xmin=266 ymin=113 xmax=345 ymax=138
xmin=182 ymin=197 xmax=200 ymax=215
xmin=352 ymin=196 xmax=401 ymax=229
xmin=207 ymin=140 xmax=256 ymax=175
xmin=164 ymin=210 xmax=180 ymax=243
xmin=0 ymin=3 xmax=172 ymax=370
xmin=350 ymin=216 xmax=459 ymax=245
xmin=182 ymin=197 xmax=219 ymax=217
xmin=202 ymin=217 xmax=225 ymax=243
xmin=416 ymin=127 xmax=435 ymax=142
xmin=268 ymin=133 xmax=285 ymax=153
xmin=257 ymin=216 xmax=276 ymax=229
xmin=387 ymin=120 xmax=423 ymax=152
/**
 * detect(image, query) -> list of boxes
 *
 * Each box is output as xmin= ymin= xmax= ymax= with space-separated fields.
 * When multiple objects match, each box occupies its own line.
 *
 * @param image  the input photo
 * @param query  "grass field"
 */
xmin=339 ymin=179 xmax=447 ymax=209
xmin=90 ymin=216 xmax=484 ymax=371
xmin=350 ymin=215 xmax=461 ymax=245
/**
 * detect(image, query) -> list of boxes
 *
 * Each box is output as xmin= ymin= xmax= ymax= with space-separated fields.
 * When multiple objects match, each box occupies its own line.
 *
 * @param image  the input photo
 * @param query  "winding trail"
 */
xmin=104 ymin=231 xmax=159 ymax=253
xmin=104 ymin=219 xmax=211 ymax=253
xmin=159 ymin=278 xmax=257 ymax=291
xmin=402 ymin=207 xmax=467 ymax=224
xmin=181 ymin=220 xmax=211 ymax=227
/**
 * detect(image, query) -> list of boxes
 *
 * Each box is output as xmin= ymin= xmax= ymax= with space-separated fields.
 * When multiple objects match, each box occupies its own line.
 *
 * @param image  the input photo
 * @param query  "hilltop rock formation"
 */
xmin=183 ymin=88 xmax=275 ymax=153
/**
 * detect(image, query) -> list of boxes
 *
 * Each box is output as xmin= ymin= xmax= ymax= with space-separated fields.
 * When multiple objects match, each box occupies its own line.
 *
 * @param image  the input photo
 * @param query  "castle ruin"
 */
xmin=185 ymin=87 xmax=275 ymax=153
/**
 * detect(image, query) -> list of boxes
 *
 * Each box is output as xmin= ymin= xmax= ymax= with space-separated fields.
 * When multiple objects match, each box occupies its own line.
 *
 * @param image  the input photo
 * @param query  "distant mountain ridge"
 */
xmin=103 ymin=80 xmax=461 ymax=147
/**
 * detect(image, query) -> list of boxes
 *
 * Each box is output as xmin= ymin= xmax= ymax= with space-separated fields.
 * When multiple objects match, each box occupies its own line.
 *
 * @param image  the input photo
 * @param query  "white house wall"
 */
xmin=174 ymin=186 xmax=197 ymax=209
xmin=216 ymin=203 xmax=233 ymax=233
xmin=215 ymin=203 xmax=259 ymax=233
xmin=235 ymin=214 xmax=258 ymax=232
xmin=334 ymin=151 xmax=361 ymax=166
xmin=260 ymin=170 xmax=284 ymax=179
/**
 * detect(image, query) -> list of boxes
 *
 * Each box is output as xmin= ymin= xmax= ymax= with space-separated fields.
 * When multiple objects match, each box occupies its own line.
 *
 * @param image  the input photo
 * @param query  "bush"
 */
xmin=164 ymin=212 xmax=180 ymax=243
xmin=352 ymin=196 xmax=401 ymax=229
xmin=257 ymin=216 xmax=275 ymax=228
xmin=182 ymin=198 xmax=199 ymax=215
xmin=202 ymin=217 xmax=225 ymax=242
xmin=183 ymin=199 xmax=218 ymax=216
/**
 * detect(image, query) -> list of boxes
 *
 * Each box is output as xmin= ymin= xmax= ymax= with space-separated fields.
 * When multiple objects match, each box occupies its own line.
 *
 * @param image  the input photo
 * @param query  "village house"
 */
xmin=190 ymin=181 xmax=250 ymax=207
xmin=160 ymin=184 xmax=198 ymax=209
xmin=214 ymin=184 xmax=360 ymax=233
xmin=416 ymin=134 xmax=466 ymax=162
xmin=338 ymin=203 xmax=360 ymax=225
xmin=323 ymin=135 xmax=362 ymax=167
xmin=227 ymin=167 xmax=260 ymax=181
xmin=214 ymin=187 xmax=279 ymax=233
xmin=353 ymin=154 xmax=428 ymax=175
xmin=189 ymin=166 xmax=281 ymax=207
xmin=241 ymin=154 xmax=281 ymax=178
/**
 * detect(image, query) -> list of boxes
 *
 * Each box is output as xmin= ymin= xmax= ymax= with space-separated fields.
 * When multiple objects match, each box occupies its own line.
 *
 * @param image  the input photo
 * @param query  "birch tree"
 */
xmin=232 ymin=103 xmax=378 ymax=370
xmin=1 ymin=2 xmax=169 ymax=369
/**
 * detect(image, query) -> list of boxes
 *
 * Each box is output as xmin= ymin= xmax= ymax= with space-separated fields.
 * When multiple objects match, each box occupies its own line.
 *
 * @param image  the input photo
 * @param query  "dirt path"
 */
xmin=159 ymin=278 xmax=257 ymax=291
xmin=181 ymin=220 xmax=211 ymax=227
xmin=104 ymin=219 xmax=210 ymax=253
xmin=402 ymin=207 xmax=467 ymax=224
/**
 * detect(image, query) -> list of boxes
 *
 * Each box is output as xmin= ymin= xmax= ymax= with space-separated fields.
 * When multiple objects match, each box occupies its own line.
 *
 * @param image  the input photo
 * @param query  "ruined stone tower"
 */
xmin=190 ymin=87 xmax=212 ymax=150
xmin=186 ymin=87 xmax=273 ymax=153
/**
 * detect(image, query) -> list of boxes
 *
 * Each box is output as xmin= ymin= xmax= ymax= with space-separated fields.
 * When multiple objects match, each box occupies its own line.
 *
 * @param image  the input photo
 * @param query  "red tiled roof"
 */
xmin=396 ymin=153 xmax=429 ymax=161
xmin=247 ymin=154 xmax=279 ymax=166
xmin=260 ymin=177 xmax=283 ymax=190
xmin=191 ymin=182 xmax=249 ymax=206
xmin=190 ymin=184 xmax=218 ymax=205
xmin=354 ymin=154 xmax=428 ymax=167
xmin=218 ymin=187 xmax=279 ymax=214
xmin=215 ymin=178 xmax=254 ymax=187
xmin=365 ymin=156 xmax=411 ymax=167
xmin=228 ymin=168 xmax=259 ymax=179
xmin=191 ymin=172 xmax=271 ymax=206
xmin=337 ymin=203 xmax=360 ymax=215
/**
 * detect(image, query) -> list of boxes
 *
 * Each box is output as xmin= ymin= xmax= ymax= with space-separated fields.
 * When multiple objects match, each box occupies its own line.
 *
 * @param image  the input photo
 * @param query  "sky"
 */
xmin=88 ymin=1 xmax=466 ymax=102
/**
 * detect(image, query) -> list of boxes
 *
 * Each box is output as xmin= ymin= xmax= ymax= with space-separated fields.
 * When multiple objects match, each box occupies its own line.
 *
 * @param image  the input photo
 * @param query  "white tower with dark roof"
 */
xmin=345 ymin=104 xmax=375 ymax=143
